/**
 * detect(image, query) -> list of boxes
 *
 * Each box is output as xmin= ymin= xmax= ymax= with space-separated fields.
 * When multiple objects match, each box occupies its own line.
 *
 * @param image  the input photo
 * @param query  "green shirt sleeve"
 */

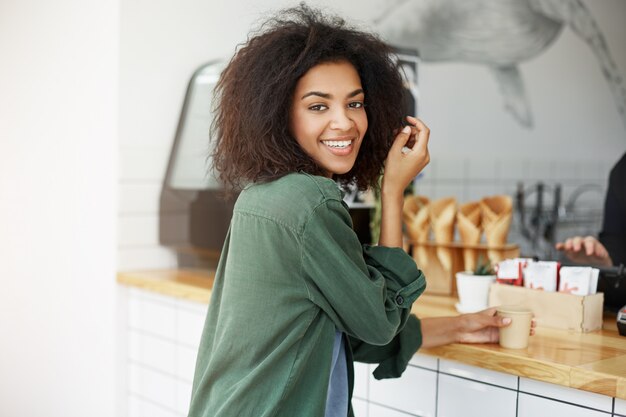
xmin=348 ymin=314 xmax=423 ymax=379
xmin=301 ymin=198 xmax=426 ymax=346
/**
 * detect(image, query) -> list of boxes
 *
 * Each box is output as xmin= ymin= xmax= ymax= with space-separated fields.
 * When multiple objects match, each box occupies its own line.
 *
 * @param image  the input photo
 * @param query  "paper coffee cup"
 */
xmin=496 ymin=305 xmax=532 ymax=349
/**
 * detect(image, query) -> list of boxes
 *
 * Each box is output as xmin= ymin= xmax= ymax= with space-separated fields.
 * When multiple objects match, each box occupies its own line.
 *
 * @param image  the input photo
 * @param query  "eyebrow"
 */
xmin=300 ymin=88 xmax=364 ymax=100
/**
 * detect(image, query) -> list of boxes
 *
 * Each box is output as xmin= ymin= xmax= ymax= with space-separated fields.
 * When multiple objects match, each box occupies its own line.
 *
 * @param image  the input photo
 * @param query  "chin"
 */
xmin=327 ymin=165 xmax=355 ymax=177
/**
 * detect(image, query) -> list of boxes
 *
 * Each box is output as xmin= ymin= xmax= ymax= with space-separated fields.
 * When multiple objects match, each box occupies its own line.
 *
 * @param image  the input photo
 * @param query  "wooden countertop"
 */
xmin=117 ymin=269 xmax=626 ymax=400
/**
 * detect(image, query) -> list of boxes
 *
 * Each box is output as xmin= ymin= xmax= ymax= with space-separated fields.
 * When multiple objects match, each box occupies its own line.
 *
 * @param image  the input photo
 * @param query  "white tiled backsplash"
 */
xmin=118 ymin=145 xmax=177 ymax=270
xmin=122 ymin=286 xmax=622 ymax=417
xmin=118 ymin=147 xmax=613 ymax=270
xmin=125 ymin=288 xmax=208 ymax=417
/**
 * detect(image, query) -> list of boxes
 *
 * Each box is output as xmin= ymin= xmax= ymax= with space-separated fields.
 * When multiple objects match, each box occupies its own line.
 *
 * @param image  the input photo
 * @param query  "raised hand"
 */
xmin=555 ymin=236 xmax=613 ymax=267
xmin=382 ymin=115 xmax=430 ymax=195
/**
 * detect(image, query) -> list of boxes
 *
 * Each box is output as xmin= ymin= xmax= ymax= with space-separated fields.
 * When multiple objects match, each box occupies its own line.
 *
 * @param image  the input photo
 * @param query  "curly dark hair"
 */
xmin=211 ymin=3 xmax=406 ymax=191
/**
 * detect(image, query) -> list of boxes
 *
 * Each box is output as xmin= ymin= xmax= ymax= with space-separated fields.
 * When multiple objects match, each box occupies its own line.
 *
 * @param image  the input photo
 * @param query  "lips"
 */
xmin=321 ymin=138 xmax=355 ymax=156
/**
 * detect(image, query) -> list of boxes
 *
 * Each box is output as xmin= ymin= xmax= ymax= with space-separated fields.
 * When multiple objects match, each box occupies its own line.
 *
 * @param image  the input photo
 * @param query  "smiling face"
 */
xmin=289 ymin=60 xmax=368 ymax=178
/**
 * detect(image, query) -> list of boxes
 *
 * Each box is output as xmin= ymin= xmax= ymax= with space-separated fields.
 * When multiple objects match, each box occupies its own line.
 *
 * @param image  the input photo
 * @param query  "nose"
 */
xmin=329 ymin=107 xmax=353 ymax=131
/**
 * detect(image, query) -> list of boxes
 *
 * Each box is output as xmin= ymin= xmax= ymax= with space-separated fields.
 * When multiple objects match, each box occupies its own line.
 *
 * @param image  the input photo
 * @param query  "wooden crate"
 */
xmin=407 ymin=241 xmax=520 ymax=295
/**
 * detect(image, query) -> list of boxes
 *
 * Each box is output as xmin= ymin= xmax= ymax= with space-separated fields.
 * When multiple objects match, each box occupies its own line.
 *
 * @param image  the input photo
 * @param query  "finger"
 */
xmin=572 ymin=236 xmax=583 ymax=252
xmin=405 ymin=116 xmax=430 ymax=143
xmin=555 ymin=242 xmax=564 ymax=250
xmin=584 ymin=236 xmax=596 ymax=256
xmin=479 ymin=307 xmax=497 ymax=317
xmin=591 ymin=240 xmax=609 ymax=258
xmin=391 ymin=125 xmax=413 ymax=152
xmin=483 ymin=314 xmax=511 ymax=328
xmin=406 ymin=120 xmax=430 ymax=157
xmin=564 ymin=238 xmax=574 ymax=251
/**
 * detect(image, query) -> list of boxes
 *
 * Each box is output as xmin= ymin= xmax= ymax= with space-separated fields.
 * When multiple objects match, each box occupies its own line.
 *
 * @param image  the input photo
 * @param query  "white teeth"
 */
xmin=322 ymin=140 xmax=352 ymax=148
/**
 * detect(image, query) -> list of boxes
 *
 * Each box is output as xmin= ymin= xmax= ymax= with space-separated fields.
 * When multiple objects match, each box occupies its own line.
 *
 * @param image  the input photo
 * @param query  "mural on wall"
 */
xmin=374 ymin=0 xmax=626 ymax=130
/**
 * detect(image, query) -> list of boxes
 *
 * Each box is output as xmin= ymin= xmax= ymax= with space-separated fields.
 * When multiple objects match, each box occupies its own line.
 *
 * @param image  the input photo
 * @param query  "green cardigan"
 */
xmin=188 ymin=172 xmax=426 ymax=417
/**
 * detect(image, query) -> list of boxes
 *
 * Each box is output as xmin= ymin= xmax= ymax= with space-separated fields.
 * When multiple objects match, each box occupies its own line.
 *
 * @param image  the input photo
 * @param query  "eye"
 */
xmin=308 ymin=104 xmax=328 ymax=111
xmin=348 ymin=101 xmax=364 ymax=109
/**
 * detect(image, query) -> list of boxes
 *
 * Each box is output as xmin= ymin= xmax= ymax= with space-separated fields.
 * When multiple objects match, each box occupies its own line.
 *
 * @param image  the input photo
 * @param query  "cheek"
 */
xmin=289 ymin=111 xmax=305 ymax=140
xmin=296 ymin=115 xmax=323 ymax=139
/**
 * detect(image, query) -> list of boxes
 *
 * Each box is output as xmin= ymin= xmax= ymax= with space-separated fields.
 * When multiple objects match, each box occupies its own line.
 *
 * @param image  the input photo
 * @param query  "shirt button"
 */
xmin=395 ymin=295 xmax=404 ymax=305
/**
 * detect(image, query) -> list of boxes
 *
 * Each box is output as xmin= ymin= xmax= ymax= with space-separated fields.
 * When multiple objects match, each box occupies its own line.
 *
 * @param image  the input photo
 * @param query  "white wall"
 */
xmin=117 ymin=0 xmax=626 ymax=270
xmin=0 ymin=1 xmax=119 ymax=416
xmin=116 ymin=0 xmax=298 ymax=269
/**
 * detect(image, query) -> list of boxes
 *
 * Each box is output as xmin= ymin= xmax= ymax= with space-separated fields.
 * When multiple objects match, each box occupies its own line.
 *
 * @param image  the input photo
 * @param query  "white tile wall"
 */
xmin=555 ymin=159 xmax=579 ymax=182
xmin=436 ymin=158 xmax=466 ymax=181
xmin=126 ymin=291 xmax=207 ymax=417
xmin=467 ymin=158 xmax=498 ymax=181
xmin=118 ymin=143 xmax=174 ymax=271
xmin=119 ymin=146 xmax=171 ymax=181
xmin=615 ymin=398 xmax=626 ymax=416
xmin=498 ymin=158 xmax=529 ymax=181
xmin=437 ymin=373 xmax=517 ymax=417
xmin=175 ymin=380 xmax=193 ymax=415
xmin=519 ymin=377 xmax=613 ymax=413
xmin=408 ymin=353 xmax=438 ymax=371
xmin=369 ymin=365 xmax=437 ymax=417
xmin=528 ymin=159 xmax=556 ymax=181
xmin=352 ymin=398 xmax=369 ymax=417
xmin=176 ymin=301 xmax=208 ymax=348
xmin=177 ymin=345 xmax=200 ymax=382
xmin=129 ymin=364 xmax=178 ymax=410
xmin=118 ymin=214 xmax=161 ymax=247
xmin=466 ymin=183 xmax=499 ymax=202
xmin=440 ymin=359 xmax=517 ymax=389
xmin=129 ymin=332 xmax=177 ymax=375
xmin=354 ymin=362 xmax=370 ymax=400
xmin=517 ymin=393 xmax=610 ymax=417
xmin=118 ymin=246 xmax=177 ymax=271
xmin=128 ymin=395 xmax=180 ymax=417
xmin=413 ymin=181 xmax=435 ymax=199
xmin=123 ymin=289 xmax=622 ymax=417
xmin=129 ymin=293 xmax=177 ymax=339
xmin=116 ymin=143 xmax=616 ymax=272
xmin=368 ymin=403 xmax=415 ymax=417
xmin=119 ymin=182 xmax=163 ymax=214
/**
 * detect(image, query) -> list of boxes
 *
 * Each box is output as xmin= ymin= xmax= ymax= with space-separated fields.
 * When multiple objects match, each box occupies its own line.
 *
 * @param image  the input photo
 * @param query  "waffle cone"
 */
xmin=480 ymin=195 xmax=512 ymax=225
xmin=430 ymin=197 xmax=457 ymax=271
xmin=457 ymin=201 xmax=482 ymax=271
xmin=403 ymin=196 xmax=430 ymax=267
xmin=484 ymin=212 xmax=512 ymax=263
xmin=480 ymin=196 xmax=512 ymax=264
xmin=457 ymin=202 xmax=481 ymax=243
xmin=403 ymin=196 xmax=430 ymax=242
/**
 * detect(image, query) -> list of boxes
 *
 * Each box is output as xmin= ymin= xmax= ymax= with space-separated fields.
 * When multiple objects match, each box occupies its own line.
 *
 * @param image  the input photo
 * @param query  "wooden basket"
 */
xmin=406 ymin=240 xmax=520 ymax=295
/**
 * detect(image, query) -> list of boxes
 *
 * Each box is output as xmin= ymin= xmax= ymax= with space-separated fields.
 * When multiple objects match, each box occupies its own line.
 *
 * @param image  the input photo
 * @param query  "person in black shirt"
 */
xmin=556 ymin=152 xmax=626 ymax=267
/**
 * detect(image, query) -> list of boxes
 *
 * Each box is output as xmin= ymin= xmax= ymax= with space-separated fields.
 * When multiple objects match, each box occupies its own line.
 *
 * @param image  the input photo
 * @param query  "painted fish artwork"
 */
xmin=374 ymin=0 xmax=626 ymax=130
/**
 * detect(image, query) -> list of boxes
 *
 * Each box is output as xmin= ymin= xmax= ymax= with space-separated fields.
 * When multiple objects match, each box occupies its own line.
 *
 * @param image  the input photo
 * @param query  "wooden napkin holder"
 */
xmin=488 ymin=283 xmax=604 ymax=333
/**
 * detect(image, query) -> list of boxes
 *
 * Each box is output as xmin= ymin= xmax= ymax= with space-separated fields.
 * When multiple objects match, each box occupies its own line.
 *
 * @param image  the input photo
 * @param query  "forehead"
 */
xmin=294 ymin=60 xmax=362 ymax=95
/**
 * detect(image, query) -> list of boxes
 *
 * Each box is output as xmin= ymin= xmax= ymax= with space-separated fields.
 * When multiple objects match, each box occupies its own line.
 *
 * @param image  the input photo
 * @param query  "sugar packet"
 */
xmin=524 ymin=261 xmax=559 ymax=292
xmin=558 ymin=267 xmax=599 ymax=296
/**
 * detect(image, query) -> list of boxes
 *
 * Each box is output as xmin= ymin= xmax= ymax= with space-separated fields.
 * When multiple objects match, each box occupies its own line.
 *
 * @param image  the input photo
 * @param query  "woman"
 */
xmin=189 ymin=5 xmax=518 ymax=417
